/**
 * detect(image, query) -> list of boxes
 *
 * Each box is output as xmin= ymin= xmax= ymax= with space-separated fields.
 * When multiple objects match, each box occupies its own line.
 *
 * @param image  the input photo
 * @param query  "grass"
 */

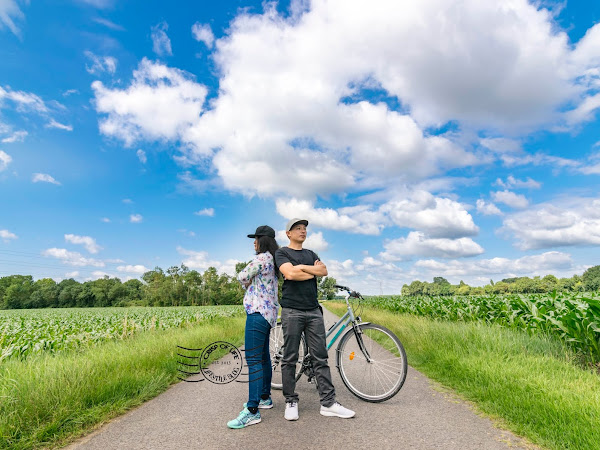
xmin=0 ymin=315 xmax=246 ymax=450
xmin=324 ymin=302 xmax=600 ymax=450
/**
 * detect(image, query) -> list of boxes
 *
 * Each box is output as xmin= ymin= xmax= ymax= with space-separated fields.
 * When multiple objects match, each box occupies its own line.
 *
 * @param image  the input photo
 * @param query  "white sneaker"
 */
xmin=284 ymin=402 xmax=299 ymax=421
xmin=320 ymin=402 xmax=355 ymax=418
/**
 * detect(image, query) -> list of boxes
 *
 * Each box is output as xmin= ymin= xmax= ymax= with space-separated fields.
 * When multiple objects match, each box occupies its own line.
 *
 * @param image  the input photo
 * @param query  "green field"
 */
xmin=326 ymin=290 xmax=600 ymax=450
xmin=325 ymin=301 xmax=600 ymax=450
xmin=361 ymin=291 xmax=600 ymax=365
xmin=0 ymin=306 xmax=246 ymax=449
xmin=0 ymin=305 xmax=244 ymax=361
xmin=3 ymin=293 xmax=600 ymax=449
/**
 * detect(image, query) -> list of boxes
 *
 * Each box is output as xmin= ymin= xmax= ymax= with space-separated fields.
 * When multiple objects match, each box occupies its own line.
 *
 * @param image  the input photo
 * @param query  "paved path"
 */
xmin=66 ymin=309 xmax=534 ymax=450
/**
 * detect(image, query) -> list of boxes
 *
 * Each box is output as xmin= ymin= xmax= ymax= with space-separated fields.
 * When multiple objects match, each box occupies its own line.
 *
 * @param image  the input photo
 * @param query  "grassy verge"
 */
xmin=324 ymin=302 xmax=600 ymax=450
xmin=0 ymin=315 xmax=246 ymax=449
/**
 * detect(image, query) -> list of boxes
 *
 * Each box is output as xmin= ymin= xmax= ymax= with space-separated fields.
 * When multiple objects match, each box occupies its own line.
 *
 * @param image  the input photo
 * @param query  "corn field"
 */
xmin=0 ymin=306 xmax=244 ymax=361
xmin=363 ymin=292 xmax=600 ymax=364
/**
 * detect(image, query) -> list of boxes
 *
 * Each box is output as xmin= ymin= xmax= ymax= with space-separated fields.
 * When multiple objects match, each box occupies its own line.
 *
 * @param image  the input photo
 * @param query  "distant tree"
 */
xmin=514 ymin=277 xmax=535 ymax=293
xmin=57 ymin=279 xmax=80 ymax=307
xmin=582 ymin=265 xmax=600 ymax=291
xmin=202 ymin=267 xmax=220 ymax=305
xmin=541 ymin=274 xmax=558 ymax=292
xmin=402 ymin=280 xmax=425 ymax=296
xmin=123 ymin=279 xmax=144 ymax=304
xmin=3 ymin=276 xmax=34 ymax=309
xmin=76 ymin=284 xmax=94 ymax=307
xmin=30 ymin=278 xmax=59 ymax=308
xmin=235 ymin=261 xmax=250 ymax=274
xmin=318 ymin=277 xmax=337 ymax=300
xmin=182 ymin=270 xmax=202 ymax=306
xmin=456 ymin=280 xmax=470 ymax=296
xmin=501 ymin=277 xmax=519 ymax=284
xmin=432 ymin=277 xmax=451 ymax=295
xmin=491 ymin=281 xmax=509 ymax=294
xmin=90 ymin=276 xmax=121 ymax=307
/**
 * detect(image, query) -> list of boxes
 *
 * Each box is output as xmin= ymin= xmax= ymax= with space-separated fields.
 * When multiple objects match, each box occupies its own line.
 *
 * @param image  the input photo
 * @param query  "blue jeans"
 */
xmin=245 ymin=312 xmax=272 ymax=408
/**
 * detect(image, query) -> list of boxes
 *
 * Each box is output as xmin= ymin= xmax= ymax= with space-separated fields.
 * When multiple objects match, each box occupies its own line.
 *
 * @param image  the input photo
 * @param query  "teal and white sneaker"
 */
xmin=227 ymin=408 xmax=261 ymax=429
xmin=244 ymin=397 xmax=274 ymax=409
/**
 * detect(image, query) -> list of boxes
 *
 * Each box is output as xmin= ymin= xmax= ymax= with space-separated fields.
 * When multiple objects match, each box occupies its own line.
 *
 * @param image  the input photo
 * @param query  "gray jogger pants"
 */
xmin=280 ymin=306 xmax=336 ymax=407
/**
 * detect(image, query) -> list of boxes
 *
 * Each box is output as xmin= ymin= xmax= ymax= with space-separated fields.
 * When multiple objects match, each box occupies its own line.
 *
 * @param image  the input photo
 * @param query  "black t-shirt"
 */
xmin=274 ymin=247 xmax=320 ymax=310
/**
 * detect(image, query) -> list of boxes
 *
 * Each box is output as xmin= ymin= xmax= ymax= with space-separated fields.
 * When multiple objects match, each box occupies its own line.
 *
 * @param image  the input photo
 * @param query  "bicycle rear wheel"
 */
xmin=336 ymin=323 xmax=407 ymax=402
xmin=269 ymin=321 xmax=308 ymax=390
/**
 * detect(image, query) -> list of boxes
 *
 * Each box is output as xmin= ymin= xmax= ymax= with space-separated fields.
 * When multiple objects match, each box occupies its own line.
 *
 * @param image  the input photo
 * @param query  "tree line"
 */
xmin=400 ymin=265 xmax=600 ymax=296
xmin=3 ymin=263 xmax=597 ymax=309
xmin=0 ymin=263 xmax=339 ymax=309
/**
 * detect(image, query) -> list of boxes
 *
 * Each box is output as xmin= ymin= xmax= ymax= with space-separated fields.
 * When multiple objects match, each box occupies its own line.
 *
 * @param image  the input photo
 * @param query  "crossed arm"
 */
xmin=279 ymin=260 xmax=328 ymax=281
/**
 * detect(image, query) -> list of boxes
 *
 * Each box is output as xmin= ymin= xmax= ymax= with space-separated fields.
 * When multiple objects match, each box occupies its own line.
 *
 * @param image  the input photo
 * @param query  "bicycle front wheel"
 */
xmin=269 ymin=321 xmax=307 ymax=390
xmin=336 ymin=323 xmax=407 ymax=402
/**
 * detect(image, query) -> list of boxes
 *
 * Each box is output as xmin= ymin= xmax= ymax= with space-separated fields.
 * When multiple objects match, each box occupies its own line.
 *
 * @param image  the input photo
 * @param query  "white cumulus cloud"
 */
xmin=0 ymin=0 xmax=25 ymax=37
xmin=501 ymin=197 xmax=600 ymax=250
xmin=42 ymin=248 xmax=105 ymax=267
xmin=194 ymin=208 xmax=214 ymax=217
xmin=84 ymin=50 xmax=117 ymax=75
xmin=381 ymin=191 xmax=479 ymax=238
xmin=116 ymin=264 xmax=149 ymax=274
xmin=32 ymin=173 xmax=61 ymax=185
xmin=151 ymin=22 xmax=172 ymax=56
xmin=0 ymin=229 xmax=17 ymax=242
xmin=476 ymin=199 xmax=503 ymax=216
xmin=491 ymin=190 xmax=529 ymax=209
xmin=46 ymin=119 xmax=73 ymax=131
xmin=380 ymin=231 xmax=484 ymax=261
xmin=177 ymin=246 xmax=238 ymax=275
xmin=136 ymin=149 xmax=147 ymax=163
xmin=92 ymin=59 xmax=207 ymax=146
xmin=495 ymin=175 xmax=541 ymax=189
xmin=415 ymin=251 xmax=573 ymax=279
xmin=0 ymin=150 xmax=12 ymax=171
xmin=276 ymin=190 xmax=478 ymax=239
xmin=1 ymin=130 xmax=27 ymax=143
xmin=192 ymin=22 xmax=214 ymax=48
xmin=130 ymin=214 xmax=143 ymax=223
xmin=65 ymin=234 xmax=102 ymax=254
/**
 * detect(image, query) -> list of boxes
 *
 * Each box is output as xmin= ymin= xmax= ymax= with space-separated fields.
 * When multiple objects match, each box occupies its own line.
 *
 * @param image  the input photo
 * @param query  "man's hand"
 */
xmin=299 ymin=260 xmax=328 ymax=277
xmin=279 ymin=262 xmax=315 ymax=281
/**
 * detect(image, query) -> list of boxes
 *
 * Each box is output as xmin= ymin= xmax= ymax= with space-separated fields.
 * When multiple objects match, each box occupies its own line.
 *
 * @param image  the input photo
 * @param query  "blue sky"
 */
xmin=1 ymin=0 xmax=599 ymax=294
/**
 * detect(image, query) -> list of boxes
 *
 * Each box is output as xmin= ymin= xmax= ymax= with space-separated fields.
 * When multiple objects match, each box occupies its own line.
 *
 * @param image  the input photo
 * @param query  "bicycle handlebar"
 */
xmin=333 ymin=284 xmax=362 ymax=298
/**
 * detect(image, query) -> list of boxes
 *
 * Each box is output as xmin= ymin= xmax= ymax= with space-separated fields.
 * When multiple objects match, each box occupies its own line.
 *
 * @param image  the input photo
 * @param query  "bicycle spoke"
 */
xmin=337 ymin=323 xmax=407 ymax=402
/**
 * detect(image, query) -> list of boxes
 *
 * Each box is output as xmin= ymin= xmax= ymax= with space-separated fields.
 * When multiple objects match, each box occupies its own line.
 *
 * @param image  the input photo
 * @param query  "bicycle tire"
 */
xmin=336 ymin=323 xmax=407 ymax=402
xmin=269 ymin=321 xmax=308 ymax=390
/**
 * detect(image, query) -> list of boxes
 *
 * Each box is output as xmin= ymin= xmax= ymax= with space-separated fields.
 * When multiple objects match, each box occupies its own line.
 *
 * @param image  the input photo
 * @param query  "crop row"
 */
xmin=362 ymin=292 xmax=600 ymax=364
xmin=0 ymin=306 xmax=244 ymax=361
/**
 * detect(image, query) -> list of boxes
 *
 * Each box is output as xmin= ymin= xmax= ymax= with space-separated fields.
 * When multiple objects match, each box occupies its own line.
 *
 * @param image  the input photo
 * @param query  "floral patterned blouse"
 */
xmin=237 ymin=251 xmax=279 ymax=328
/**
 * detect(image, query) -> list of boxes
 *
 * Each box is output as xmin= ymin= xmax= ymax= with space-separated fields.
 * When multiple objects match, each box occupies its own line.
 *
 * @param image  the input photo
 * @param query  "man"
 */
xmin=274 ymin=218 xmax=355 ymax=421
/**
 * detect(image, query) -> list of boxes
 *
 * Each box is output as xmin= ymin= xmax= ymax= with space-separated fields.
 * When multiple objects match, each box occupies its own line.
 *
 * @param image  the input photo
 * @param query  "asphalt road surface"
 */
xmin=66 ymin=308 xmax=535 ymax=450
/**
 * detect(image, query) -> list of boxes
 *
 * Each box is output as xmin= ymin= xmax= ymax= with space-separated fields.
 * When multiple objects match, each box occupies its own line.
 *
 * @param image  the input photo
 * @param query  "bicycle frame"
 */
xmin=324 ymin=306 xmax=352 ymax=351
xmin=323 ymin=294 xmax=373 ymax=362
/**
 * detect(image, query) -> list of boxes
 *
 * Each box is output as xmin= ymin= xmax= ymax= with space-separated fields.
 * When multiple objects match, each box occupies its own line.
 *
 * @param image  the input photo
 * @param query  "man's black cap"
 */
xmin=247 ymin=225 xmax=276 ymax=238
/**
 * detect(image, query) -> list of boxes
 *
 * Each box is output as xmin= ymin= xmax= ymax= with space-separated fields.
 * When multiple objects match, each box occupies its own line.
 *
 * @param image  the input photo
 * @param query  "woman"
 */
xmin=227 ymin=225 xmax=279 ymax=429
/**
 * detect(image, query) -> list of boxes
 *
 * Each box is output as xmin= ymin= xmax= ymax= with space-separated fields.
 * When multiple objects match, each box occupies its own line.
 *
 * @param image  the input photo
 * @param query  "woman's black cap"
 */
xmin=247 ymin=225 xmax=276 ymax=238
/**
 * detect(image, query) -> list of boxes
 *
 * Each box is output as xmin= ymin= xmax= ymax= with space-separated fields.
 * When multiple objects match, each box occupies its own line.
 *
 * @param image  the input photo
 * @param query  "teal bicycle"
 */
xmin=269 ymin=285 xmax=407 ymax=402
